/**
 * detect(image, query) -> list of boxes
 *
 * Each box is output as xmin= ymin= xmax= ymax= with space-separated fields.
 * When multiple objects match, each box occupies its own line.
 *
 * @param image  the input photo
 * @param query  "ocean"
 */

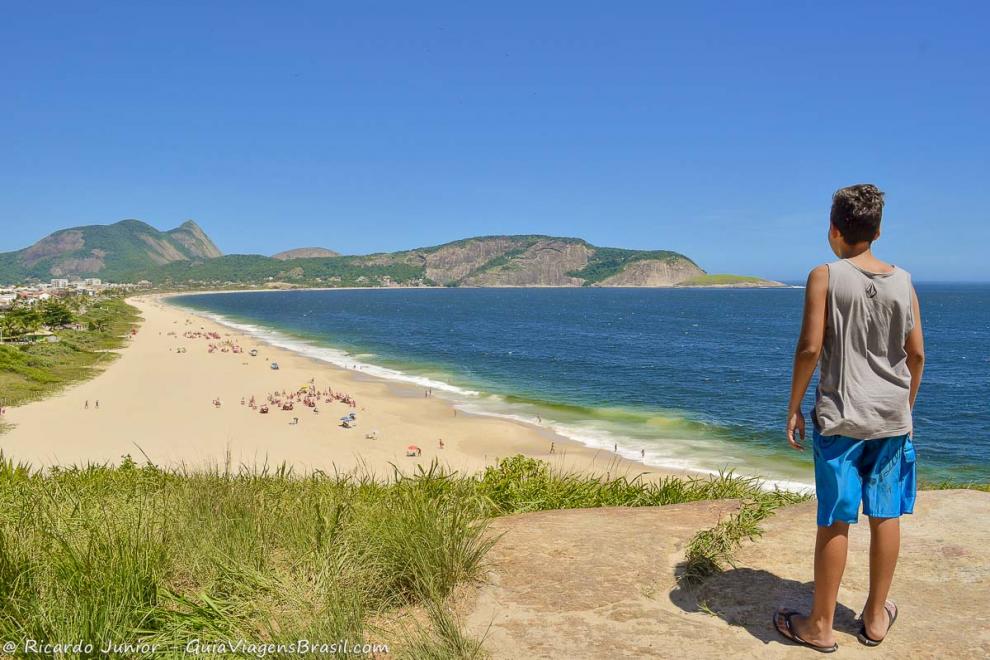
xmin=173 ymin=284 xmax=990 ymax=486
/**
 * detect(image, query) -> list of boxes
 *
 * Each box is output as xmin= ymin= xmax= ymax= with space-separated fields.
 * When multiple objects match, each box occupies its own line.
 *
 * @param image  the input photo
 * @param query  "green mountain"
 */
xmin=271 ymin=247 xmax=340 ymax=260
xmin=137 ymin=235 xmax=711 ymax=288
xmin=0 ymin=222 xmax=781 ymax=288
xmin=0 ymin=219 xmax=221 ymax=283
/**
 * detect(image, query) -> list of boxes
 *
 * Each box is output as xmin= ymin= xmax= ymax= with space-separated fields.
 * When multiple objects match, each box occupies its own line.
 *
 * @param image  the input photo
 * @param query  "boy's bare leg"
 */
xmin=782 ymin=521 xmax=849 ymax=646
xmin=862 ymin=516 xmax=900 ymax=639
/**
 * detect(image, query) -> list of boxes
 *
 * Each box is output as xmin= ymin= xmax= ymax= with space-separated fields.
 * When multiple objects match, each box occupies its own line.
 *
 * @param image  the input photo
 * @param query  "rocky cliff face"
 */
xmin=420 ymin=237 xmax=524 ymax=284
xmin=460 ymin=240 xmax=593 ymax=287
xmin=347 ymin=236 xmax=708 ymax=287
xmin=166 ymin=220 xmax=223 ymax=259
xmin=596 ymin=258 xmax=704 ymax=287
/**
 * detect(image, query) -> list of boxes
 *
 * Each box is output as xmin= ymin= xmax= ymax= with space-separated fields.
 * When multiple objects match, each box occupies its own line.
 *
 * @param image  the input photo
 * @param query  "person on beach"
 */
xmin=775 ymin=184 xmax=925 ymax=652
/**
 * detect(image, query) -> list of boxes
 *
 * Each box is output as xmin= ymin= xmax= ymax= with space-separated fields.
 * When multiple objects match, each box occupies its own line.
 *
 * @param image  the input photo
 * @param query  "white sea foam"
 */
xmin=454 ymin=400 xmax=813 ymax=492
xmin=184 ymin=309 xmax=481 ymax=397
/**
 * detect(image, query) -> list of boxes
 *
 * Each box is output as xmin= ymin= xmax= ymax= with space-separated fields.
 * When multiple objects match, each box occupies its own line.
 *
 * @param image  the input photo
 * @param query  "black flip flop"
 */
xmin=773 ymin=609 xmax=839 ymax=653
xmin=857 ymin=601 xmax=898 ymax=646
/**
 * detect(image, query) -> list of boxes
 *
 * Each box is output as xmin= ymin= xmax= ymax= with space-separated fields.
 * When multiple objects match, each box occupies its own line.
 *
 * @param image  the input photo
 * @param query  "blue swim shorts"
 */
xmin=812 ymin=427 xmax=917 ymax=527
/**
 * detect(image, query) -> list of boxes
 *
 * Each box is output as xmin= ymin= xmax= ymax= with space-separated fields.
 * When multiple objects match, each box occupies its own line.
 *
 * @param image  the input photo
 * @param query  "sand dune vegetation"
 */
xmin=0 ymin=453 xmax=800 ymax=657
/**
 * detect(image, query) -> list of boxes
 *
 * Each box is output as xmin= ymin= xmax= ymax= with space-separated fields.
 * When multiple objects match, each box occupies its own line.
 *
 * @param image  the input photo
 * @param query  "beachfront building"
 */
xmin=23 ymin=329 xmax=59 ymax=344
xmin=83 ymin=278 xmax=102 ymax=287
xmin=50 ymin=278 xmax=70 ymax=289
xmin=16 ymin=291 xmax=51 ymax=305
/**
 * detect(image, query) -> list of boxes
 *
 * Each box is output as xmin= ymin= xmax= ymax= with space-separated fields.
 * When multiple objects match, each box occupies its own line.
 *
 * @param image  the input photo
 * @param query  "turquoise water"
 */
xmin=174 ymin=285 xmax=990 ymax=485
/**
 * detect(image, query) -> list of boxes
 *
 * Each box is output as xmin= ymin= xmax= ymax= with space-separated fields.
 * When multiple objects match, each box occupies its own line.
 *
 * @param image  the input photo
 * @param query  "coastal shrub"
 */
xmin=0 ymin=452 xmax=822 ymax=653
xmin=0 ymin=297 xmax=139 ymax=409
xmin=476 ymin=454 xmax=773 ymax=514
xmin=919 ymin=480 xmax=990 ymax=493
xmin=0 ymin=456 xmax=492 ymax=654
xmin=680 ymin=490 xmax=808 ymax=585
xmin=401 ymin=601 xmax=486 ymax=659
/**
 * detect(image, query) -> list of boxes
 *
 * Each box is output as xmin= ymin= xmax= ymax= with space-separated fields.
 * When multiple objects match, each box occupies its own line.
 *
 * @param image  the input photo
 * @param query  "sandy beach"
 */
xmin=0 ymin=294 xmax=673 ymax=479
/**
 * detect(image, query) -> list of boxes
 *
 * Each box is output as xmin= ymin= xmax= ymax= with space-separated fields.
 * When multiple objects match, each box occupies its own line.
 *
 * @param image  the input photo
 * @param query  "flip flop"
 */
xmin=773 ymin=609 xmax=838 ymax=653
xmin=857 ymin=601 xmax=898 ymax=646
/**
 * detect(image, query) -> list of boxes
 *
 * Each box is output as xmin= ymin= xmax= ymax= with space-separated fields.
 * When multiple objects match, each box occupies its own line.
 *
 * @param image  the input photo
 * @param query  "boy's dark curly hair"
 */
xmin=830 ymin=184 xmax=885 ymax=244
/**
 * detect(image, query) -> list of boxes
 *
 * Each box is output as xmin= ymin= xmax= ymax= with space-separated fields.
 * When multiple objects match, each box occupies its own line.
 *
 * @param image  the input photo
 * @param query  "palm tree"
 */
xmin=0 ymin=306 xmax=42 ymax=339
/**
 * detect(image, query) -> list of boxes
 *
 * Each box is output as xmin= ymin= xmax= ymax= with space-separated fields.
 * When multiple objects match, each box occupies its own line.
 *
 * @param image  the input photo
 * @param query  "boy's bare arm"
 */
xmin=786 ymin=265 xmax=829 ymax=450
xmin=904 ymin=286 xmax=925 ymax=410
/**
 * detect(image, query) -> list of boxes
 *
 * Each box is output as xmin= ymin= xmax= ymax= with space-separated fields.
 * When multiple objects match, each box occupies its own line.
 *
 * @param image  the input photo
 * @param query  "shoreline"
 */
xmin=156 ymin=281 xmax=796 ymax=296
xmin=166 ymin=291 xmax=813 ymax=491
xmin=1 ymin=293 xmax=699 ymax=484
xmin=161 ymin=292 xmax=699 ymax=482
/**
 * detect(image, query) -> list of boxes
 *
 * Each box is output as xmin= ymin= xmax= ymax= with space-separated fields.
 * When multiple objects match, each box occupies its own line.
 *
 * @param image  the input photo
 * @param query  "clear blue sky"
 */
xmin=2 ymin=2 xmax=987 ymax=281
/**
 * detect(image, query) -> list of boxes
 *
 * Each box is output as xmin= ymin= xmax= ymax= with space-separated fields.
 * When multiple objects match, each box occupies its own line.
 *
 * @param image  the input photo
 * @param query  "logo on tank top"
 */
xmin=865 ymin=282 xmax=878 ymax=298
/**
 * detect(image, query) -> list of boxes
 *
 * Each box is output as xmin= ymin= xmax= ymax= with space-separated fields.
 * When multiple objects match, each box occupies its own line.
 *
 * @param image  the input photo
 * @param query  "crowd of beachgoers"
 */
xmin=166 ymin=324 xmax=364 ymax=428
xmin=169 ymin=329 xmax=244 ymax=354
xmin=212 ymin=384 xmax=358 ymax=421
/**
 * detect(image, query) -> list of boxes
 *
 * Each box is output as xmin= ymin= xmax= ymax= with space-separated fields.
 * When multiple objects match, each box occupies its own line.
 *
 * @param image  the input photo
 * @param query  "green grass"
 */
xmin=920 ymin=480 xmax=990 ymax=492
xmin=681 ymin=490 xmax=809 ymax=585
xmin=0 ymin=298 xmax=139 ymax=408
xmin=676 ymin=274 xmax=771 ymax=286
xmin=475 ymin=455 xmax=773 ymax=513
xmin=0 ymin=454 xmax=788 ymax=655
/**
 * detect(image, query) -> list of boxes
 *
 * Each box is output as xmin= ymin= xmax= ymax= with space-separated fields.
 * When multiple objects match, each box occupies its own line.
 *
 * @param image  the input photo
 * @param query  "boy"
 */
xmin=774 ymin=184 xmax=925 ymax=652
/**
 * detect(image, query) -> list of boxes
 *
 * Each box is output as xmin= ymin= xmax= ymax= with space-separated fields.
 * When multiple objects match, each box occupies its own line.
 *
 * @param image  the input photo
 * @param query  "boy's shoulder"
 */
xmin=805 ymin=264 xmax=831 ymax=290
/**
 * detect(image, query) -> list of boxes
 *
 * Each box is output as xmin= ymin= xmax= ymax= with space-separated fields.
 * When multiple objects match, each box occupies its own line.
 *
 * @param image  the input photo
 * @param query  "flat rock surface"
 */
xmin=461 ymin=490 xmax=990 ymax=659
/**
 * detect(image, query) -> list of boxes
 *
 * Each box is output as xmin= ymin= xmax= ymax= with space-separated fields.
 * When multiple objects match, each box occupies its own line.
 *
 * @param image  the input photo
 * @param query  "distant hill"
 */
xmin=0 ymin=220 xmax=221 ymax=282
xmin=272 ymin=247 xmax=340 ymax=260
xmin=0 ymin=222 xmax=781 ymax=289
xmin=144 ymin=235 xmax=711 ymax=288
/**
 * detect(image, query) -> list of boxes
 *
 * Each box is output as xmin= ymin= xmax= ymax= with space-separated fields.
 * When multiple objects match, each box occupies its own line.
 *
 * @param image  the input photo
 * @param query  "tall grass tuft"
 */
xmin=681 ymin=490 xmax=809 ymax=585
xmin=475 ymin=454 xmax=772 ymax=514
xmin=0 ymin=452 xmax=814 ymax=651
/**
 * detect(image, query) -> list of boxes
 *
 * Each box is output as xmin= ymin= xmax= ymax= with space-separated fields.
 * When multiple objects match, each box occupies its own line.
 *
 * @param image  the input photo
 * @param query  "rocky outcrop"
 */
xmin=420 ymin=237 xmax=528 ymax=285
xmin=596 ymin=258 xmax=704 ymax=287
xmin=49 ymin=253 xmax=106 ymax=276
xmin=460 ymin=490 xmax=990 ymax=659
xmin=139 ymin=234 xmax=189 ymax=265
xmin=166 ymin=220 xmax=223 ymax=259
xmin=19 ymin=230 xmax=85 ymax=268
xmin=460 ymin=239 xmax=593 ymax=287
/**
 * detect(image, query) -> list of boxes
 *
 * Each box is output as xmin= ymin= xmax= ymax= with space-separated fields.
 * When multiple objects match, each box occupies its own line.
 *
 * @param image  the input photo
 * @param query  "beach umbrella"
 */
xmin=407 ymin=445 xmax=419 ymax=451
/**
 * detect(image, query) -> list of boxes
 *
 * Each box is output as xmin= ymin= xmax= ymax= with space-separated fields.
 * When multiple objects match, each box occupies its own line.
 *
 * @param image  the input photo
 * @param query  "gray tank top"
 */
xmin=814 ymin=259 xmax=915 ymax=439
